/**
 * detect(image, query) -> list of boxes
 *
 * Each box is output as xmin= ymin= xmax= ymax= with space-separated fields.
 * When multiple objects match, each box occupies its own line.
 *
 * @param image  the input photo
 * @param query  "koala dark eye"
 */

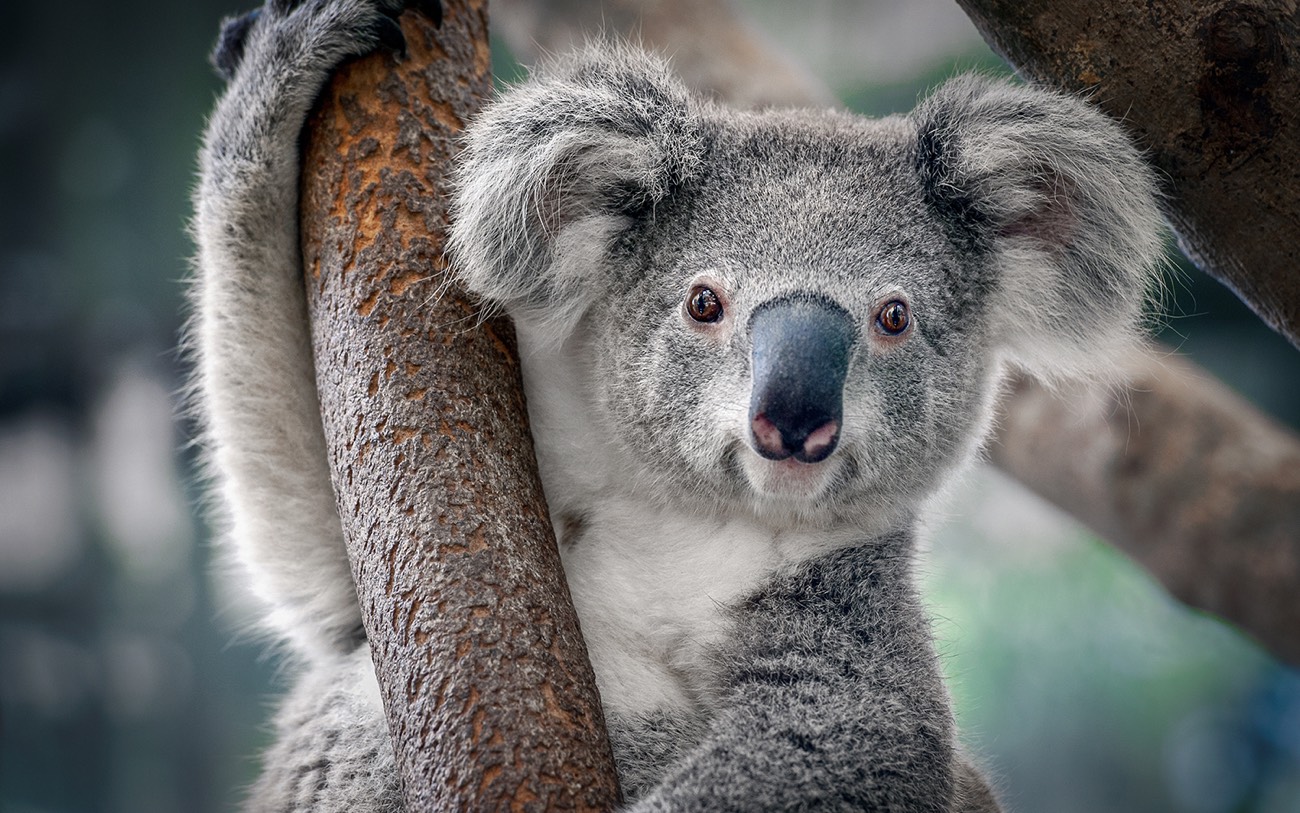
xmin=686 ymin=285 xmax=724 ymax=323
xmin=877 ymin=300 xmax=910 ymax=335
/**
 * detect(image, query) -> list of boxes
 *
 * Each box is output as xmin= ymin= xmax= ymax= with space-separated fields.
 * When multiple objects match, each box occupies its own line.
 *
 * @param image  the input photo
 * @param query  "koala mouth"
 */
xmin=741 ymin=448 xmax=843 ymax=501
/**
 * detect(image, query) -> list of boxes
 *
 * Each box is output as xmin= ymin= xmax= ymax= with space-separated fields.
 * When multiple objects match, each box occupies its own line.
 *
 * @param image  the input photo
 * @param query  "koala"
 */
xmin=192 ymin=1 xmax=1164 ymax=811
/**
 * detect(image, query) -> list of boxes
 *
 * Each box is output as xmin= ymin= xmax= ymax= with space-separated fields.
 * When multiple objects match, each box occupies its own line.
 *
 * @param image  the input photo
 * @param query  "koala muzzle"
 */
xmin=748 ymin=296 xmax=855 ymax=464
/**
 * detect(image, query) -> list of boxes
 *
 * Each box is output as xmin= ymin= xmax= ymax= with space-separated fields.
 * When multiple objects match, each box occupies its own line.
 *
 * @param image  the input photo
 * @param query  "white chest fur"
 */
xmin=558 ymin=498 xmax=783 ymax=719
xmin=515 ymin=324 xmax=857 ymax=720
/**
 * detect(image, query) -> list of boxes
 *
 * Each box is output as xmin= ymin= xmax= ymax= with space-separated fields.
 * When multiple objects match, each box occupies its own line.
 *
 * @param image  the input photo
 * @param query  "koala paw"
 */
xmin=210 ymin=0 xmax=443 ymax=82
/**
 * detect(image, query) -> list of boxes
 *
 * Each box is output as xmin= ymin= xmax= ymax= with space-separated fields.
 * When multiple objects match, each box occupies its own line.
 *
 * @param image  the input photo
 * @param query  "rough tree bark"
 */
xmin=954 ymin=0 xmax=1300 ymax=349
xmin=298 ymin=3 xmax=621 ymax=810
xmin=495 ymin=0 xmax=1300 ymax=666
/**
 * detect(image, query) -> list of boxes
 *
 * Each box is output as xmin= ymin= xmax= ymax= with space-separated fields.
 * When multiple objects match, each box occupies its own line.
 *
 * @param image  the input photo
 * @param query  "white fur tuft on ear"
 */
xmin=914 ymin=75 xmax=1166 ymax=383
xmin=449 ymin=42 xmax=704 ymax=335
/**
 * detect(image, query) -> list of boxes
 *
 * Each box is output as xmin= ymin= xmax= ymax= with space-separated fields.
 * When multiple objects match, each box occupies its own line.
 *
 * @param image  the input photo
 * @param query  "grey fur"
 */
xmin=192 ymin=0 xmax=417 ymax=663
xmin=249 ymin=646 xmax=402 ymax=813
xmin=192 ymin=3 xmax=1162 ymax=810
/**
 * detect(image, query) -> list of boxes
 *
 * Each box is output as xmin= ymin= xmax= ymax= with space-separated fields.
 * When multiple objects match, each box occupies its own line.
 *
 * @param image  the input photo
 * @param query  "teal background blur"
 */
xmin=0 ymin=1 xmax=1297 ymax=811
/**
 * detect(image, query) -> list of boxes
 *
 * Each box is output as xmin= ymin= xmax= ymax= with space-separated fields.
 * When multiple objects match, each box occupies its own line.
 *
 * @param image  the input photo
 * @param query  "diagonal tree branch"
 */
xmin=495 ymin=0 xmax=1300 ymax=666
xmin=990 ymin=354 xmax=1300 ymax=664
xmin=951 ymin=0 xmax=1300 ymax=664
xmin=298 ymin=3 xmax=621 ymax=809
xmin=493 ymin=0 xmax=835 ymax=109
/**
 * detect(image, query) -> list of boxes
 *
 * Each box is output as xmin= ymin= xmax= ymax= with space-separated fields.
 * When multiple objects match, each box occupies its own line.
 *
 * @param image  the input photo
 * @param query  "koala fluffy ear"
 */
xmin=913 ymin=76 xmax=1165 ymax=382
xmin=449 ymin=43 xmax=703 ymax=333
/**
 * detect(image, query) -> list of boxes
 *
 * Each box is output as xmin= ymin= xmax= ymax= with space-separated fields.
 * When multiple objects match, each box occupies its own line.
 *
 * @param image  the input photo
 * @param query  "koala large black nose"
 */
xmin=748 ymin=295 xmax=855 ymax=463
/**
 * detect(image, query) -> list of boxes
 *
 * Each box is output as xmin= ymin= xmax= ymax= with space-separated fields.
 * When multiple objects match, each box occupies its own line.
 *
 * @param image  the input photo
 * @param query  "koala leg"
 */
xmin=606 ymin=712 xmax=707 ymax=804
xmin=192 ymin=0 xmax=433 ymax=658
xmin=246 ymin=645 xmax=402 ymax=813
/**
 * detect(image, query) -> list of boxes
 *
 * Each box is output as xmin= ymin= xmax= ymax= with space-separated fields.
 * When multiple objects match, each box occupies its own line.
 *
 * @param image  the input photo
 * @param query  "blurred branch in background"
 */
xmin=952 ymin=0 xmax=1300 ymax=666
xmin=991 ymin=354 xmax=1300 ymax=665
xmin=494 ymin=0 xmax=1300 ymax=666
xmin=494 ymin=0 xmax=835 ymax=108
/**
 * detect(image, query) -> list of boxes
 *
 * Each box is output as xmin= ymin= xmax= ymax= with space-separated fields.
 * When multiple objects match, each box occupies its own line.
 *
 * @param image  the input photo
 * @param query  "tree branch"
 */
xmin=495 ymin=0 xmax=1300 ymax=666
xmin=990 ymin=353 xmax=1300 ymax=664
xmin=298 ymin=3 xmax=621 ymax=809
xmin=954 ymin=0 xmax=1300 ymax=348
xmin=493 ymin=0 xmax=835 ymax=109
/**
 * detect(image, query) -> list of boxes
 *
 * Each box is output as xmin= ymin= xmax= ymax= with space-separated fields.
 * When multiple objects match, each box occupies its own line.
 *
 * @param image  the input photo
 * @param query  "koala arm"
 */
xmin=192 ymin=1 xmax=428 ymax=659
xmin=246 ymin=645 xmax=402 ymax=813
xmin=628 ymin=536 xmax=994 ymax=813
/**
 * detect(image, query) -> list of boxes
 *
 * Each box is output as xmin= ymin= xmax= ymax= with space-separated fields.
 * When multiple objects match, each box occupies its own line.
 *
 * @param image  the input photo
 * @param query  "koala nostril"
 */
xmin=751 ymin=413 xmax=793 ymax=460
xmin=750 ymin=413 xmax=840 ymax=464
xmin=797 ymin=419 xmax=840 ymax=464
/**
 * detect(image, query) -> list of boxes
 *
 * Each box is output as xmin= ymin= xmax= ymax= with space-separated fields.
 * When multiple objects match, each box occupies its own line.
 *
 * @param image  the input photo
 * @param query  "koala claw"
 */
xmin=379 ymin=0 xmax=443 ymax=29
xmin=412 ymin=0 xmax=442 ymax=28
xmin=373 ymin=14 xmax=407 ymax=57
xmin=373 ymin=0 xmax=448 ymax=58
xmin=211 ymin=8 xmax=261 ymax=81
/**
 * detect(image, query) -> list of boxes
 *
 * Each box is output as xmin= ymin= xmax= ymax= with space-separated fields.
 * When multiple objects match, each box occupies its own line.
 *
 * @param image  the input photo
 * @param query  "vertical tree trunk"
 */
xmin=297 ymin=3 xmax=621 ymax=809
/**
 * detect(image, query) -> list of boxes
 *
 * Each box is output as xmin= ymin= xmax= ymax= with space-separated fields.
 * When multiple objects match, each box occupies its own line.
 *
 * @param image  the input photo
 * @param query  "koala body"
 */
xmin=192 ymin=2 xmax=1163 ymax=810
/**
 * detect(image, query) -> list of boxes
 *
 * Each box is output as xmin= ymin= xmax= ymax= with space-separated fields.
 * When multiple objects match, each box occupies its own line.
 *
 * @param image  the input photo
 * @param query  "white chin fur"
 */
xmin=740 ymin=448 xmax=842 ymax=501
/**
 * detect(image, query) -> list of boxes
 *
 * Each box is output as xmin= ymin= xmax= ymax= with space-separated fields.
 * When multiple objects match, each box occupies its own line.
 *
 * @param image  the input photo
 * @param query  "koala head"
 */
xmin=449 ymin=44 xmax=1163 ymax=527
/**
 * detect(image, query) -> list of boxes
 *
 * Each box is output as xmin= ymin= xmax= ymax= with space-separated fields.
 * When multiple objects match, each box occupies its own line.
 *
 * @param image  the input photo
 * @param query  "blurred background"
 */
xmin=1 ymin=1 xmax=1297 ymax=811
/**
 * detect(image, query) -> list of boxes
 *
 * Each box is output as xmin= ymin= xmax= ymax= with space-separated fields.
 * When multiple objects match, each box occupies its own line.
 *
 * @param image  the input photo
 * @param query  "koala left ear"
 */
xmin=450 ymin=43 xmax=703 ymax=335
xmin=913 ymin=76 xmax=1165 ymax=381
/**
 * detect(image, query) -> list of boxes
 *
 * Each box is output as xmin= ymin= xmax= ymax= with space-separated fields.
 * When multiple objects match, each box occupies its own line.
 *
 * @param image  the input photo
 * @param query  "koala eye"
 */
xmin=686 ymin=285 xmax=724 ymax=323
xmin=877 ymin=300 xmax=910 ymax=335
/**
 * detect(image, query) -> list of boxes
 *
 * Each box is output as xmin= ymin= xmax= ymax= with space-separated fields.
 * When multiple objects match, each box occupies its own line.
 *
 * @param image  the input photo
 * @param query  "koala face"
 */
xmin=583 ymin=112 xmax=997 ymax=522
xmin=450 ymin=44 xmax=1162 ymax=525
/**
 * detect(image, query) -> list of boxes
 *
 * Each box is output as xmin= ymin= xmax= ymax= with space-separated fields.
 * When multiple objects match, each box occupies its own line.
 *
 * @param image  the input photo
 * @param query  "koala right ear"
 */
xmin=912 ymin=76 xmax=1165 ymax=383
xmin=449 ymin=43 xmax=703 ymax=334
